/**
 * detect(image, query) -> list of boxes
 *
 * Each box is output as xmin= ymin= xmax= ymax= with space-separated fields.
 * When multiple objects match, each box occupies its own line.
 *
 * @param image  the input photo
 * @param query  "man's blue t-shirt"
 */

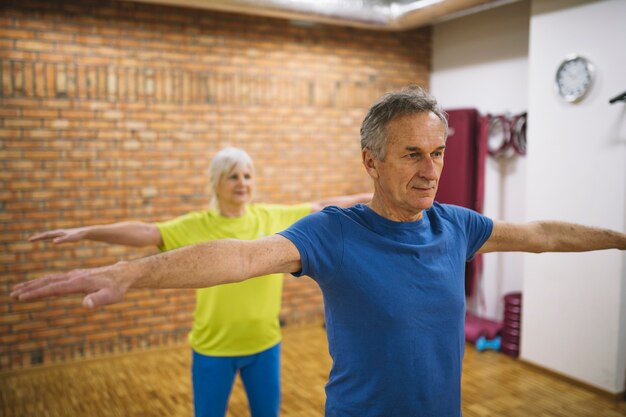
xmin=278 ymin=202 xmax=493 ymax=417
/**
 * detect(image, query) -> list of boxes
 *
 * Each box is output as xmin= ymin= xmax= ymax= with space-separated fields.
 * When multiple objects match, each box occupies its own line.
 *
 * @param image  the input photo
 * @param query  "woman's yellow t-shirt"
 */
xmin=156 ymin=203 xmax=311 ymax=356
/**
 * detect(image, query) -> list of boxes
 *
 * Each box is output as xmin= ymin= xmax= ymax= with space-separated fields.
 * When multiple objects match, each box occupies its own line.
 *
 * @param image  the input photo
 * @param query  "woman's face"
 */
xmin=215 ymin=164 xmax=254 ymax=207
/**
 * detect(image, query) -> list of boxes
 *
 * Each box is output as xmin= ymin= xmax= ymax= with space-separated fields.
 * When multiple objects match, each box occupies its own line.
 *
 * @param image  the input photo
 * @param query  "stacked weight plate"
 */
xmin=501 ymin=292 xmax=522 ymax=357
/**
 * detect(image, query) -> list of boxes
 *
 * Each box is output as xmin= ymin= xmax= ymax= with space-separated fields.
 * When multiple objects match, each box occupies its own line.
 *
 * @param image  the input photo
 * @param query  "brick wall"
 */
xmin=0 ymin=0 xmax=431 ymax=369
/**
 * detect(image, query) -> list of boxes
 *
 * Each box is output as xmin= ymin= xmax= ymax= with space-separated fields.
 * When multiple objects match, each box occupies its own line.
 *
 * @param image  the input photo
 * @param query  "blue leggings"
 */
xmin=192 ymin=343 xmax=281 ymax=417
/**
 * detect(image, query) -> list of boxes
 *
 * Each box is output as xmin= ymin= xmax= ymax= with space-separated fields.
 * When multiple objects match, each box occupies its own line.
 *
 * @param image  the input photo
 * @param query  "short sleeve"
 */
xmin=263 ymin=203 xmax=312 ymax=231
xmin=461 ymin=209 xmax=493 ymax=260
xmin=438 ymin=204 xmax=493 ymax=261
xmin=277 ymin=207 xmax=343 ymax=285
xmin=155 ymin=212 xmax=201 ymax=252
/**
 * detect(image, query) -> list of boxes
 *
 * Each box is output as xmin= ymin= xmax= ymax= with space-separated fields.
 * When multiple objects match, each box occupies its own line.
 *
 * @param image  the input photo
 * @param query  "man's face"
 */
xmin=364 ymin=112 xmax=446 ymax=221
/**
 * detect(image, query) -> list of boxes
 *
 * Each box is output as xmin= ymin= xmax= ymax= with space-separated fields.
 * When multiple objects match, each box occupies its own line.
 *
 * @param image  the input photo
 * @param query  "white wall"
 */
xmin=432 ymin=0 xmax=626 ymax=394
xmin=431 ymin=0 xmax=530 ymax=320
xmin=523 ymin=0 xmax=626 ymax=394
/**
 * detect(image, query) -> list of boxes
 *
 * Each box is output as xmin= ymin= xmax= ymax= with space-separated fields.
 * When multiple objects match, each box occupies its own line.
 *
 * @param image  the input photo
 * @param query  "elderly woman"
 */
xmin=29 ymin=147 xmax=371 ymax=417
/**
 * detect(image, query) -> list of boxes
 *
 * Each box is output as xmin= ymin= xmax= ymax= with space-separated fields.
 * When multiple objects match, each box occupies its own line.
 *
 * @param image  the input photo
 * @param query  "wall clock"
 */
xmin=555 ymin=55 xmax=594 ymax=103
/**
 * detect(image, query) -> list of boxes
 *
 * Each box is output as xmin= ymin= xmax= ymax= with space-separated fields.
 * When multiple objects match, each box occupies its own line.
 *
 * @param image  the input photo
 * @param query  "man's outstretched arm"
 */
xmin=11 ymin=234 xmax=301 ymax=308
xmin=479 ymin=220 xmax=626 ymax=254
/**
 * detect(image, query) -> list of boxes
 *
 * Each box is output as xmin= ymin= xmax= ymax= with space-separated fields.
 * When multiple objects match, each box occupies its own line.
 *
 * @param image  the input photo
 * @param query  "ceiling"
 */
xmin=124 ymin=0 xmax=519 ymax=30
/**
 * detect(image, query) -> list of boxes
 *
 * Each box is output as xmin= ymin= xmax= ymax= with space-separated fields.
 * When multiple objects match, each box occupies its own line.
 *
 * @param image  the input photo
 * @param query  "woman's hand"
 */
xmin=28 ymin=222 xmax=163 ymax=247
xmin=29 ymin=228 xmax=88 ymax=244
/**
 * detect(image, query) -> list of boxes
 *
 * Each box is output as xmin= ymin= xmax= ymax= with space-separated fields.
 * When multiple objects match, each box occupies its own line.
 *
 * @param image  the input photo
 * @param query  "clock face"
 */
xmin=555 ymin=55 xmax=594 ymax=103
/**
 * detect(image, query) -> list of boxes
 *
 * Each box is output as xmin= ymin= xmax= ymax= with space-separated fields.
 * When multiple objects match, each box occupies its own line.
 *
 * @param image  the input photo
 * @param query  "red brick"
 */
xmin=85 ymin=330 xmax=120 ymax=341
xmin=4 ymin=118 xmax=41 ymax=128
xmin=30 ymin=328 xmax=67 ymax=339
xmin=120 ymin=327 xmax=150 ymax=337
xmin=12 ymin=319 xmax=48 ymax=332
xmin=22 ymin=109 xmax=60 ymax=118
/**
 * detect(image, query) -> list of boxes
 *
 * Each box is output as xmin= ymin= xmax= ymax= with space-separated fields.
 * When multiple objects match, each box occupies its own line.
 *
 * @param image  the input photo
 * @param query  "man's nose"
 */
xmin=419 ymin=158 xmax=438 ymax=181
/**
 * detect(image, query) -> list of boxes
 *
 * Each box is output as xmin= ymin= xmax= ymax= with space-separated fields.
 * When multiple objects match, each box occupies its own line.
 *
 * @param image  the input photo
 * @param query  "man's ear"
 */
xmin=362 ymin=148 xmax=379 ymax=180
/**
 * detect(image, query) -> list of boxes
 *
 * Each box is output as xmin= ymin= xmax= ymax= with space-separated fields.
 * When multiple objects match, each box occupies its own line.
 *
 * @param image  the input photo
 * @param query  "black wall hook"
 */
xmin=609 ymin=90 xmax=626 ymax=104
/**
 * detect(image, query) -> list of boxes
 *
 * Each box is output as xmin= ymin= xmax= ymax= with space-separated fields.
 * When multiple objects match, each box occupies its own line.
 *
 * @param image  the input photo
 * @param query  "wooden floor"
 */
xmin=2 ymin=324 xmax=625 ymax=417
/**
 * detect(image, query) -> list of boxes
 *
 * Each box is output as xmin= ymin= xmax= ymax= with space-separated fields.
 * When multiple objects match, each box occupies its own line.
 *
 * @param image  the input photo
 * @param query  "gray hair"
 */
xmin=208 ymin=147 xmax=254 ymax=207
xmin=360 ymin=86 xmax=448 ymax=160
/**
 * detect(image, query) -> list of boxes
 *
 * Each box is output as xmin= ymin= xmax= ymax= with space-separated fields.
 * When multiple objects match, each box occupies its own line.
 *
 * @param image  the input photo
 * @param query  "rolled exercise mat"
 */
xmin=501 ymin=292 xmax=522 ymax=357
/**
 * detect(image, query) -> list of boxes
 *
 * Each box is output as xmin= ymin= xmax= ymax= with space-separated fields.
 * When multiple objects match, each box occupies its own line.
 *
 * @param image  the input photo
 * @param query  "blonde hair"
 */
xmin=208 ymin=147 xmax=255 ymax=208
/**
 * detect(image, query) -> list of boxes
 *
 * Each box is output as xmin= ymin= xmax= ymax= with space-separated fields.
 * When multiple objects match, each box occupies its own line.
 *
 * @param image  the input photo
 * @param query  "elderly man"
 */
xmin=12 ymin=86 xmax=626 ymax=417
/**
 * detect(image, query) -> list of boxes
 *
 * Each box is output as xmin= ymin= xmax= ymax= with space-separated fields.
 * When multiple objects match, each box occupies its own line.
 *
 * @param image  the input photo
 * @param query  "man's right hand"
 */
xmin=10 ymin=262 xmax=134 ymax=308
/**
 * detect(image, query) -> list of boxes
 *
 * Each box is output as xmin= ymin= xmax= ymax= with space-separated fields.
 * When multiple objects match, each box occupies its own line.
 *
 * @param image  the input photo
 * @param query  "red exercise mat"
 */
xmin=465 ymin=313 xmax=502 ymax=344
